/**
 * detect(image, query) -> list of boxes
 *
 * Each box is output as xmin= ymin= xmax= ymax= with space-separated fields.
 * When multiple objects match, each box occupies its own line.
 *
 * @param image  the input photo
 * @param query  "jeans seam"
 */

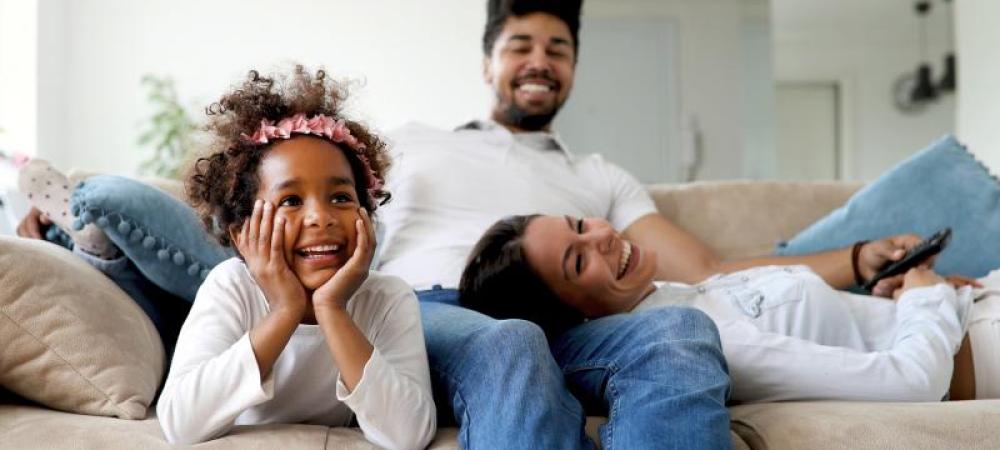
xmin=605 ymin=374 xmax=619 ymax=450
xmin=431 ymin=365 xmax=471 ymax=449
xmin=562 ymin=361 xmax=619 ymax=450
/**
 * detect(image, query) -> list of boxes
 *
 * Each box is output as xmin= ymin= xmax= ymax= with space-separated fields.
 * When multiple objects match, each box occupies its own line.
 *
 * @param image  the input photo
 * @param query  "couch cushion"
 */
xmin=0 ymin=403 xmax=332 ymax=450
xmin=730 ymin=400 xmax=1000 ymax=449
xmin=776 ymin=135 xmax=1000 ymax=278
xmin=0 ymin=236 xmax=163 ymax=419
xmin=648 ymin=181 xmax=862 ymax=259
xmin=0 ymin=401 xmax=461 ymax=449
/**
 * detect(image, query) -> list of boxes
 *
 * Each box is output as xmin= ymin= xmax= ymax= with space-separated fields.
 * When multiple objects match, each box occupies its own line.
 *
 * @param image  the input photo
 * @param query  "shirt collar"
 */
xmin=455 ymin=119 xmax=572 ymax=158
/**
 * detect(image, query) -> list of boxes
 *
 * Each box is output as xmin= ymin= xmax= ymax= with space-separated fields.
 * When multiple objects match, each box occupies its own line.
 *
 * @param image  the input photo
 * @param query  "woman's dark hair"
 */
xmin=459 ymin=215 xmax=586 ymax=340
xmin=186 ymin=66 xmax=391 ymax=246
xmin=482 ymin=0 xmax=582 ymax=57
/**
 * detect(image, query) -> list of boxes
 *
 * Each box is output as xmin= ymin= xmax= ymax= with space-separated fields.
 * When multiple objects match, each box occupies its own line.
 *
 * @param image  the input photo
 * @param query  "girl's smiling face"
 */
xmin=255 ymin=136 xmax=361 ymax=290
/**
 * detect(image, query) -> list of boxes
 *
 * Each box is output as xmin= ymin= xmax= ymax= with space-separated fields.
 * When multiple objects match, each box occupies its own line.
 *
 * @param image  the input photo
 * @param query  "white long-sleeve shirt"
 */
xmin=634 ymin=265 xmax=974 ymax=403
xmin=157 ymin=258 xmax=436 ymax=449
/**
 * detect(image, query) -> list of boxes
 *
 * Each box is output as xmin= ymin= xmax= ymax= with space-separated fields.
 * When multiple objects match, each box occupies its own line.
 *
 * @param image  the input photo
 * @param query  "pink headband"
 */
xmin=241 ymin=113 xmax=384 ymax=207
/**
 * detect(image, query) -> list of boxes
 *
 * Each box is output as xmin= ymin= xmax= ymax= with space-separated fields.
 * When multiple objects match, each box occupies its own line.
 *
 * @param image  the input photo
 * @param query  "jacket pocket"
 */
xmin=727 ymin=268 xmax=807 ymax=318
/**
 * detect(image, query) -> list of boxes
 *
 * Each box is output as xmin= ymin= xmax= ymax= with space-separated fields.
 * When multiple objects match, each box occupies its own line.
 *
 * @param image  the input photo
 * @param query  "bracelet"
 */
xmin=851 ymin=240 xmax=869 ymax=286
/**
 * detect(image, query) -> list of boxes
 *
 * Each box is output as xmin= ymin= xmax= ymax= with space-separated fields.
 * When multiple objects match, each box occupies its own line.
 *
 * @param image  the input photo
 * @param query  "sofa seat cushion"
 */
xmin=0 ymin=403 xmax=332 ymax=450
xmin=730 ymin=400 xmax=1000 ymax=449
xmin=0 ymin=237 xmax=163 ymax=419
xmin=0 ymin=402 xmax=464 ymax=449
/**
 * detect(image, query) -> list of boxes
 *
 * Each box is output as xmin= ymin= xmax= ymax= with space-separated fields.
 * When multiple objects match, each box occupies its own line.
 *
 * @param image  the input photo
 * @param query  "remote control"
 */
xmin=862 ymin=228 xmax=952 ymax=292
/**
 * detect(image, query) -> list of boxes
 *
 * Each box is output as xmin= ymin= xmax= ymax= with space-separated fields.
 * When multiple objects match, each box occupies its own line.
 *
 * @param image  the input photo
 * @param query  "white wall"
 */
xmin=773 ymin=0 xmax=957 ymax=181
xmin=26 ymin=0 xmax=770 ymax=181
xmin=35 ymin=0 xmax=487 ymax=175
xmin=586 ymin=0 xmax=773 ymax=181
xmin=956 ymin=0 xmax=1000 ymax=175
xmin=0 ymin=0 xmax=38 ymax=161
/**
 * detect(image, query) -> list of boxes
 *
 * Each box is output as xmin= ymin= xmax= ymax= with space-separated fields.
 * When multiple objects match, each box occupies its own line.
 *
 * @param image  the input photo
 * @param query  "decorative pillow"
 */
xmin=775 ymin=135 xmax=1000 ymax=278
xmin=0 ymin=236 xmax=164 ymax=419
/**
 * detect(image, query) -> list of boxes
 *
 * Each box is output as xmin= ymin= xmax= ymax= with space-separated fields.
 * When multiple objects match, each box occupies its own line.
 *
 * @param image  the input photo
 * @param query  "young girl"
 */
xmin=155 ymin=67 xmax=435 ymax=449
xmin=459 ymin=214 xmax=1000 ymax=403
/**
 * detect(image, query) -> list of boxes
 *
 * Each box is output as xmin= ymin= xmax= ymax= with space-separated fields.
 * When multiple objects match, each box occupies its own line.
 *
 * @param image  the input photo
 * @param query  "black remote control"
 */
xmin=862 ymin=228 xmax=952 ymax=292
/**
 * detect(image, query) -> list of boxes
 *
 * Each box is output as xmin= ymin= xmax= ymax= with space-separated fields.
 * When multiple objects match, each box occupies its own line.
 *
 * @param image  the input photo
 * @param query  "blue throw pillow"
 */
xmin=775 ymin=135 xmax=1000 ymax=278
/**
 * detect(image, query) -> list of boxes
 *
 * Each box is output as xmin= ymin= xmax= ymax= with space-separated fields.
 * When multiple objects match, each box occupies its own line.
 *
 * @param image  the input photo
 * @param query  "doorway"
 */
xmin=774 ymin=82 xmax=841 ymax=180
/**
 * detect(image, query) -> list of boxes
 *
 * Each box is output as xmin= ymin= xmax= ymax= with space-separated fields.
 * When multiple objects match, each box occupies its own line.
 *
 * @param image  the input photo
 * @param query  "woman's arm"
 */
xmin=623 ymin=213 xmax=920 ymax=290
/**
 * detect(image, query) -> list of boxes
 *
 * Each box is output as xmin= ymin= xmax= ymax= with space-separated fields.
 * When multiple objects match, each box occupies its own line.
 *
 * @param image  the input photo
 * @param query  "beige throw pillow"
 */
xmin=0 ymin=236 xmax=164 ymax=419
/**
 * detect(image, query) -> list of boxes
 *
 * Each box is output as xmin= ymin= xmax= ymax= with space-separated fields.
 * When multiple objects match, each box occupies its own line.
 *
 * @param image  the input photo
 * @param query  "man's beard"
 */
xmin=500 ymin=100 xmax=561 ymax=131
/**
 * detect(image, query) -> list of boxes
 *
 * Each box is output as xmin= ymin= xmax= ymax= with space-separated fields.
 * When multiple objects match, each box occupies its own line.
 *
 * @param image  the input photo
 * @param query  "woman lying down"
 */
xmin=458 ymin=214 xmax=1000 ymax=403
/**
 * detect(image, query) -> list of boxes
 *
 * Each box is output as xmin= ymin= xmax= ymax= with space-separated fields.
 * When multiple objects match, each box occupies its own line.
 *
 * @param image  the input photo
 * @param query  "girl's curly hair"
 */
xmin=186 ymin=66 xmax=391 ymax=246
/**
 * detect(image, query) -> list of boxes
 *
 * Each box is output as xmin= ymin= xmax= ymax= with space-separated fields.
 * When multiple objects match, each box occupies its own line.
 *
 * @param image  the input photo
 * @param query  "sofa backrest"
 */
xmin=649 ymin=180 xmax=862 ymax=259
xmin=128 ymin=176 xmax=863 ymax=261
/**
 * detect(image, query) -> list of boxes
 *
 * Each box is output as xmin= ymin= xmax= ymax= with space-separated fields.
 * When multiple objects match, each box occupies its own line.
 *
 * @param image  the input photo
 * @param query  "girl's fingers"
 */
xmin=271 ymin=216 xmax=286 ymax=263
xmin=258 ymin=201 xmax=273 ymax=253
xmin=248 ymin=199 xmax=263 ymax=243
xmin=357 ymin=217 xmax=369 ymax=256
xmin=235 ymin=220 xmax=249 ymax=252
xmin=342 ymin=215 xmax=372 ymax=272
xmin=360 ymin=208 xmax=376 ymax=250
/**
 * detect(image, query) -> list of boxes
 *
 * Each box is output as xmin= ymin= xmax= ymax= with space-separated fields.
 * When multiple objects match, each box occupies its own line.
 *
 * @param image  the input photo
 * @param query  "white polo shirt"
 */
xmin=377 ymin=120 xmax=657 ymax=290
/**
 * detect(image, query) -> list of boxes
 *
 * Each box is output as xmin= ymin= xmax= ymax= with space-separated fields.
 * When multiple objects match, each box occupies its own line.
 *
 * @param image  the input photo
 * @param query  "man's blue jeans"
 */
xmin=419 ymin=288 xmax=732 ymax=449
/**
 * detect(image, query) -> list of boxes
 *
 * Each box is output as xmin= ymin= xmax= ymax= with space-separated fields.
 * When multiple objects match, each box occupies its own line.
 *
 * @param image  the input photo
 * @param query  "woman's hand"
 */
xmin=232 ymin=200 xmax=307 ymax=320
xmin=312 ymin=208 xmax=376 ymax=312
xmin=858 ymin=234 xmax=929 ymax=297
xmin=892 ymin=267 xmax=948 ymax=300
xmin=944 ymin=275 xmax=983 ymax=290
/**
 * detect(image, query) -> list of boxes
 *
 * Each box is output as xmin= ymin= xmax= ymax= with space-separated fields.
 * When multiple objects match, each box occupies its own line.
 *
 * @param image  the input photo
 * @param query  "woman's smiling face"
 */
xmin=255 ymin=136 xmax=361 ymax=290
xmin=520 ymin=215 xmax=657 ymax=317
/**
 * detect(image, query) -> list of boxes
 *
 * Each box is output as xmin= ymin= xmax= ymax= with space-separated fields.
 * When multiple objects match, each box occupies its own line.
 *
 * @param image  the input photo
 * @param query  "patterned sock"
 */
xmin=17 ymin=160 xmax=119 ymax=259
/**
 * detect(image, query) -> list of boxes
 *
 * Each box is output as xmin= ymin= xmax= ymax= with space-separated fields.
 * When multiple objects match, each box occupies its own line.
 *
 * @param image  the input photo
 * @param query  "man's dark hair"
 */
xmin=482 ymin=0 xmax=583 ymax=56
xmin=459 ymin=215 xmax=586 ymax=340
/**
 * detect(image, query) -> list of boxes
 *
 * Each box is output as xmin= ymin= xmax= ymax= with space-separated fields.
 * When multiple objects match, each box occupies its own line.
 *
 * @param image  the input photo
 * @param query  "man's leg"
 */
xmin=70 ymin=175 xmax=233 ymax=302
xmin=551 ymin=307 xmax=732 ymax=450
xmin=418 ymin=289 xmax=595 ymax=449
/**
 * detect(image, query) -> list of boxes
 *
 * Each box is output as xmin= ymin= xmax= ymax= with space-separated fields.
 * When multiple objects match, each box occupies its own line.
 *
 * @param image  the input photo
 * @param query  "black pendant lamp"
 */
xmin=910 ymin=1 xmax=938 ymax=103
xmin=938 ymin=0 xmax=956 ymax=92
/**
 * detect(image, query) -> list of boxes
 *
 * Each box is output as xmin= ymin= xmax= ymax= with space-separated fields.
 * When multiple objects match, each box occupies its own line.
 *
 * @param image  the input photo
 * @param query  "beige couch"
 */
xmin=3 ymin=179 xmax=1000 ymax=449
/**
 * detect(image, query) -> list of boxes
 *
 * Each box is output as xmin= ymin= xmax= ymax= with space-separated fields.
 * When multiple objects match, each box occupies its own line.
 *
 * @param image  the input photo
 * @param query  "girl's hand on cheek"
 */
xmin=313 ymin=208 xmax=376 ymax=311
xmin=233 ymin=200 xmax=307 ymax=320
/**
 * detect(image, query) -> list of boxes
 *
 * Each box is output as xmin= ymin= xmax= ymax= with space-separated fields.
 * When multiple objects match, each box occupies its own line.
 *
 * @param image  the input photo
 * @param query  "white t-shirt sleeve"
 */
xmin=593 ymin=155 xmax=658 ymax=231
xmin=156 ymin=260 xmax=274 ymax=445
xmin=335 ymin=275 xmax=436 ymax=450
xmin=724 ymin=284 xmax=972 ymax=403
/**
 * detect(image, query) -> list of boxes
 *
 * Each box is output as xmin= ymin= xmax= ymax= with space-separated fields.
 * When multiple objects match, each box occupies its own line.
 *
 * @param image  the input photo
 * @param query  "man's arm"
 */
xmin=623 ymin=213 xmax=917 ymax=290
